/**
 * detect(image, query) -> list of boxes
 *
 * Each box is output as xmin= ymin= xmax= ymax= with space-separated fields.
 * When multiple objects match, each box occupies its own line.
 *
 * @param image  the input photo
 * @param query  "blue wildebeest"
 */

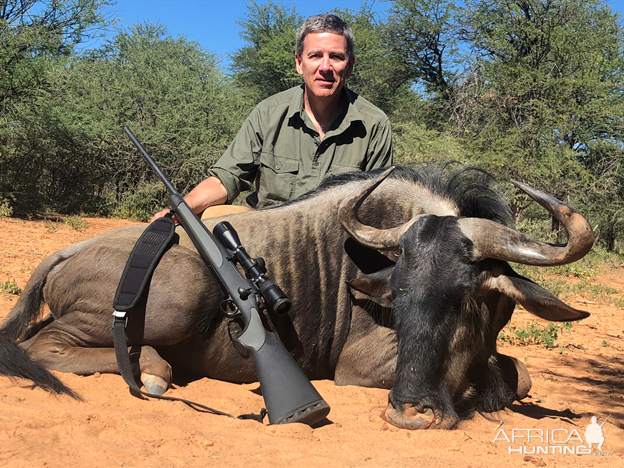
xmin=0 ymin=165 xmax=594 ymax=429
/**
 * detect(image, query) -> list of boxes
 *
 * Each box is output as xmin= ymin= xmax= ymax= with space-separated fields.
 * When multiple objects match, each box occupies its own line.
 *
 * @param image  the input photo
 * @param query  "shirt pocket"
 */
xmin=258 ymin=152 xmax=300 ymax=204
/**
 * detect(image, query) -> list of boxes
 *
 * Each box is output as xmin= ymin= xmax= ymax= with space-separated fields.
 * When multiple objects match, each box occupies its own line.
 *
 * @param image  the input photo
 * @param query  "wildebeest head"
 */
xmin=340 ymin=167 xmax=594 ymax=429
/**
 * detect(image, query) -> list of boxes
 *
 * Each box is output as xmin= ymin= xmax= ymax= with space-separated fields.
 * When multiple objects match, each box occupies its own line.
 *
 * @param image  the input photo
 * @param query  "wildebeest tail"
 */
xmin=0 ymin=238 xmax=97 ymax=341
xmin=0 ymin=334 xmax=82 ymax=399
xmin=0 ymin=242 xmax=92 ymax=399
xmin=0 ymin=267 xmax=48 ymax=342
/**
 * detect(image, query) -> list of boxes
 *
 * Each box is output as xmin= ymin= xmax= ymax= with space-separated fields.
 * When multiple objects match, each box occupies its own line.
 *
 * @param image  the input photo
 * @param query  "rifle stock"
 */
xmin=124 ymin=127 xmax=330 ymax=426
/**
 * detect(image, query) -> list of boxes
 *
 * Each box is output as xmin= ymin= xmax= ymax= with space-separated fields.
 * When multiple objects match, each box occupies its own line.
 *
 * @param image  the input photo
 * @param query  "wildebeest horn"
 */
xmin=338 ymin=167 xmax=424 ymax=251
xmin=457 ymin=181 xmax=595 ymax=266
xmin=339 ymin=171 xmax=595 ymax=265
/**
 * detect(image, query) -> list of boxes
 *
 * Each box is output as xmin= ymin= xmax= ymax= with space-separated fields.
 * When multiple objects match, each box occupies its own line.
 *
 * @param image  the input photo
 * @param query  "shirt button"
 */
xmin=276 ymin=164 xmax=281 ymax=170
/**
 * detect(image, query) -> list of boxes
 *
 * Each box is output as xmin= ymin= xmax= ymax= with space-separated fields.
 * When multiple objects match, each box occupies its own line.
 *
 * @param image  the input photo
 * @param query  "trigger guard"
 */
xmin=220 ymin=299 xmax=239 ymax=318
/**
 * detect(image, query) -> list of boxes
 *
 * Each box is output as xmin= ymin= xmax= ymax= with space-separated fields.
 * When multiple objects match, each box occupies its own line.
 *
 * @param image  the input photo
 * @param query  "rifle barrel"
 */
xmin=125 ymin=126 xmax=330 ymax=426
xmin=124 ymin=126 xmax=180 ymax=196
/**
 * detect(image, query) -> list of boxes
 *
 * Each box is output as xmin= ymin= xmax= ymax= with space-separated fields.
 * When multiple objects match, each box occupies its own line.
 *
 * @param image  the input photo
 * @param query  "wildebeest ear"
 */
xmin=344 ymin=238 xmax=396 ymax=274
xmin=482 ymin=272 xmax=589 ymax=321
xmin=347 ymin=267 xmax=393 ymax=308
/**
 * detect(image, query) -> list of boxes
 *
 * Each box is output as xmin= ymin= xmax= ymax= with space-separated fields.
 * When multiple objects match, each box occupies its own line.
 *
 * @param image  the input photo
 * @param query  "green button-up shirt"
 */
xmin=208 ymin=85 xmax=393 ymax=208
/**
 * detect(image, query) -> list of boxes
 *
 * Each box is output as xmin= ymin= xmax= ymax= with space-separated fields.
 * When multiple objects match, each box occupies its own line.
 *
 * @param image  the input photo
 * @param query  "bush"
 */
xmin=64 ymin=216 xmax=87 ymax=231
xmin=0 ymin=280 xmax=22 ymax=296
xmin=0 ymin=198 xmax=13 ymax=217
xmin=0 ymin=23 xmax=252 ymax=217
xmin=499 ymin=320 xmax=573 ymax=348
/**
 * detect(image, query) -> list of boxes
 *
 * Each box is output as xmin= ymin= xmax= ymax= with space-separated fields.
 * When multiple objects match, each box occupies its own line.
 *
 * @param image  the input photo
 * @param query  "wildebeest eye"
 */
xmin=459 ymin=237 xmax=476 ymax=262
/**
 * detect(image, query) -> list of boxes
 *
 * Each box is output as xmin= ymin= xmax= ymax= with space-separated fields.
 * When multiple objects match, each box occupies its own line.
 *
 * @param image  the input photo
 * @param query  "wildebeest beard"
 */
xmin=386 ymin=215 xmax=490 ymax=429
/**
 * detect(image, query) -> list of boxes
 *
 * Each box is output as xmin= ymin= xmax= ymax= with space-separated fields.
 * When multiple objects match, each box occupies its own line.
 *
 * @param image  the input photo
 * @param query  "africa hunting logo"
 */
xmin=492 ymin=415 xmax=612 ymax=456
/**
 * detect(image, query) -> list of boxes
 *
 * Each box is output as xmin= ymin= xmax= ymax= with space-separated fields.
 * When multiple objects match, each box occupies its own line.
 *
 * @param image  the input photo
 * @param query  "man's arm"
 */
xmin=151 ymin=176 xmax=228 ymax=222
xmin=182 ymin=176 xmax=228 ymax=213
xmin=207 ymin=109 xmax=265 ymax=203
xmin=364 ymin=117 xmax=393 ymax=171
xmin=151 ymin=106 xmax=266 ymax=221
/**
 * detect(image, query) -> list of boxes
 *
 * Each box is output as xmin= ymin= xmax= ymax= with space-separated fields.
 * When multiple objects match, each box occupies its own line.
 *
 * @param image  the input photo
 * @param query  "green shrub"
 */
xmin=613 ymin=297 xmax=624 ymax=309
xmin=45 ymin=220 xmax=59 ymax=232
xmin=0 ymin=280 xmax=22 ymax=295
xmin=0 ymin=199 xmax=13 ymax=217
xmin=499 ymin=320 xmax=573 ymax=348
xmin=64 ymin=215 xmax=88 ymax=231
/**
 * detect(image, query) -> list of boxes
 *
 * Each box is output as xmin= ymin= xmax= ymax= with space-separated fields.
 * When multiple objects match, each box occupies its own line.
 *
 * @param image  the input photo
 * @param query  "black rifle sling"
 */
xmin=112 ymin=215 xmax=177 ymax=397
xmin=113 ymin=215 xmax=177 ymax=312
xmin=111 ymin=215 xmax=265 ymax=421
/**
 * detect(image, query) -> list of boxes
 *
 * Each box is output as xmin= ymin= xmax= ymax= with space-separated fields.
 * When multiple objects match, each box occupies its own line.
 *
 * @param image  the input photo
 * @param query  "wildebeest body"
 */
xmin=0 ymin=166 xmax=594 ymax=429
xmin=11 ymin=175 xmax=420 ymax=382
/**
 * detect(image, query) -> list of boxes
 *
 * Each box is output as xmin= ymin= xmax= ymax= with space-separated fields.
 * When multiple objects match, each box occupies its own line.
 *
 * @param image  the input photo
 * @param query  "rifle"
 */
xmin=124 ymin=126 xmax=330 ymax=426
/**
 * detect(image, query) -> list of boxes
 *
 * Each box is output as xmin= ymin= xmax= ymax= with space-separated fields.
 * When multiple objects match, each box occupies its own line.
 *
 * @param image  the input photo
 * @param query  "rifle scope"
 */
xmin=214 ymin=221 xmax=291 ymax=315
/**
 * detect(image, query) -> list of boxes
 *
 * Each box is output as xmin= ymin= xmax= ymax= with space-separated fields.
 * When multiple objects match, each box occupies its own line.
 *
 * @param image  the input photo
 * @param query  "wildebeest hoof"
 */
xmin=141 ymin=373 xmax=168 ymax=396
xmin=497 ymin=353 xmax=532 ymax=399
xmin=512 ymin=357 xmax=532 ymax=399
xmin=381 ymin=403 xmax=457 ymax=430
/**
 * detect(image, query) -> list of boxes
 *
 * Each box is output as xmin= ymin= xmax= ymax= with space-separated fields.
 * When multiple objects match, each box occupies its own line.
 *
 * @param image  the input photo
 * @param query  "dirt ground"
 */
xmin=0 ymin=216 xmax=623 ymax=468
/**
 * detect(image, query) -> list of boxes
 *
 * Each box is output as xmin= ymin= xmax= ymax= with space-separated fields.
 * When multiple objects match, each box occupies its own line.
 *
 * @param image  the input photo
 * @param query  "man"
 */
xmin=152 ymin=14 xmax=392 ymax=220
xmin=585 ymin=416 xmax=606 ymax=451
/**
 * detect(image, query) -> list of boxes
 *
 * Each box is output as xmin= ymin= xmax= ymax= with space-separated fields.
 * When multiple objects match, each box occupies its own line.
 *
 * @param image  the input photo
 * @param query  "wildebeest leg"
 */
xmin=464 ymin=291 xmax=531 ymax=411
xmin=334 ymin=305 xmax=397 ymax=389
xmin=496 ymin=353 xmax=532 ymax=399
xmin=21 ymin=313 xmax=55 ymax=341
xmin=463 ymin=351 xmax=532 ymax=417
xmin=20 ymin=327 xmax=172 ymax=395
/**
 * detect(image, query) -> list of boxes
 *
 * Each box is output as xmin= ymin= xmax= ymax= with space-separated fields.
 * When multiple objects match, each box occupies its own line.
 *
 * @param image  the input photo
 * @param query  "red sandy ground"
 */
xmin=0 ymin=217 xmax=622 ymax=468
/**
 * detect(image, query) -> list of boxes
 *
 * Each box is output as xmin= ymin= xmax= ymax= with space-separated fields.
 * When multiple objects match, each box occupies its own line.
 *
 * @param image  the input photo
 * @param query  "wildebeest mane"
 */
xmin=279 ymin=163 xmax=514 ymax=227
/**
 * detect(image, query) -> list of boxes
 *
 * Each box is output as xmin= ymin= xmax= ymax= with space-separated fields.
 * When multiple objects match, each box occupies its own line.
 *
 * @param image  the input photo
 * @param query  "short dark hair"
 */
xmin=296 ymin=14 xmax=354 ymax=59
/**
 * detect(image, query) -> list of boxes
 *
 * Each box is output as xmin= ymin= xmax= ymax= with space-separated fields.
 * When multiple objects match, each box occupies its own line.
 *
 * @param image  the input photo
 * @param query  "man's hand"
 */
xmin=150 ymin=176 xmax=228 ymax=223
xmin=151 ymin=209 xmax=177 ymax=223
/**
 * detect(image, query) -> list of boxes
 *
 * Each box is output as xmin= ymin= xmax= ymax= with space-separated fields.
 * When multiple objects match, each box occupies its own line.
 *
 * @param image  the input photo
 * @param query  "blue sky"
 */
xmin=100 ymin=1 xmax=386 ymax=68
xmin=100 ymin=0 xmax=624 ymax=70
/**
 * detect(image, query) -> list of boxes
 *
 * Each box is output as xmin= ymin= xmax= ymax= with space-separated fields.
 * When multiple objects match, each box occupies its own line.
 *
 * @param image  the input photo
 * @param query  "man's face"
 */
xmin=295 ymin=32 xmax=354 ymax=101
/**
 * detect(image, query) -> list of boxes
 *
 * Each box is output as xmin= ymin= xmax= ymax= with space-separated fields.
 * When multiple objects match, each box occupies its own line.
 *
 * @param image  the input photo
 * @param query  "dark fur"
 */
xmin=294 ymin=163 xmax=513 ymax=226
xmin=389 ymin=216 xmax=507 ymax=425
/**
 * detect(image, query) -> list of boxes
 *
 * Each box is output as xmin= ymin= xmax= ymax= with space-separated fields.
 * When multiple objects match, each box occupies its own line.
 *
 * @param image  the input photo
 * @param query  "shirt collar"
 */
xmin=287 ymin=85 xmax=364 ymax=129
